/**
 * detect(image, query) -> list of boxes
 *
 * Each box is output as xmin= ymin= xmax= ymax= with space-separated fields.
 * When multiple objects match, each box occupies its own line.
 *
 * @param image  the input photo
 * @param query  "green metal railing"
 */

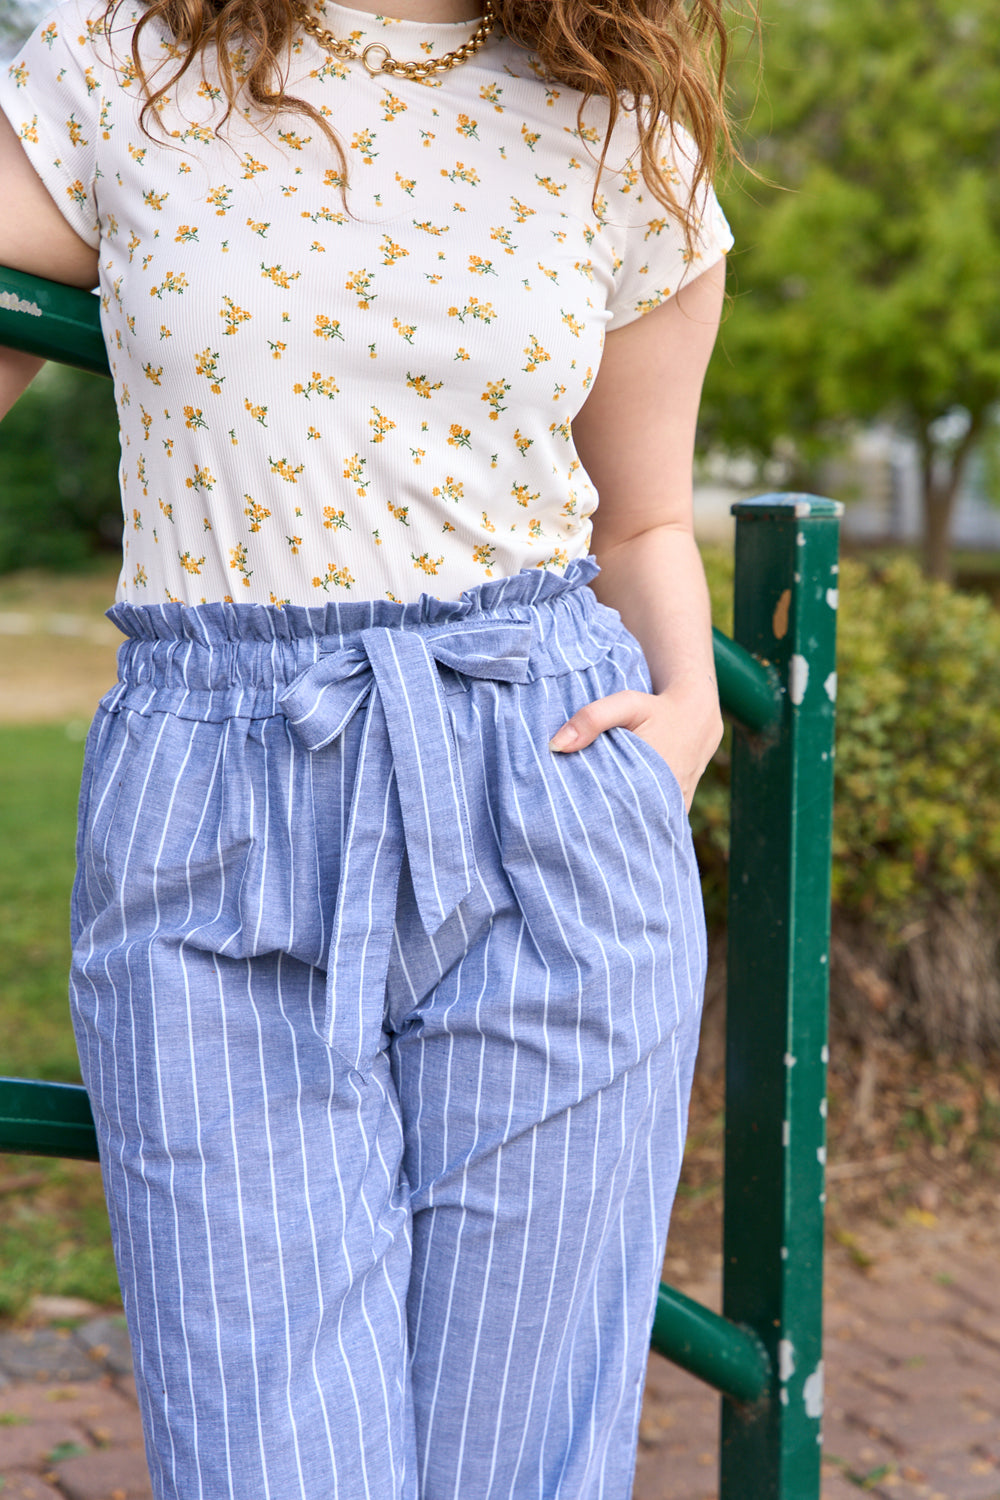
xmin=0 ymin=265 xmax=841 ymax=1500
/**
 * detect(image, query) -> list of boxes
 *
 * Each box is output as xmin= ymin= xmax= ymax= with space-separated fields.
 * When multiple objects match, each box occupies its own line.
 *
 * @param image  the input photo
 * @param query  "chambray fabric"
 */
xmin=69 ymin=557 xmax=707 ymax=1500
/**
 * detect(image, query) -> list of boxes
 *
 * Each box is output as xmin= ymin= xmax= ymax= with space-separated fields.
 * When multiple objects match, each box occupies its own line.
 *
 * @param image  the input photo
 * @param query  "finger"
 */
xmin=549 ymin=690 xmax=648 ymax=752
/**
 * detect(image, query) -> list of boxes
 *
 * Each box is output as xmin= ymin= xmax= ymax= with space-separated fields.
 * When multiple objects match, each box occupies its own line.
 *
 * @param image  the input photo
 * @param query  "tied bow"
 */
xmin=278 ymin=620 xmax=534 ymax=1075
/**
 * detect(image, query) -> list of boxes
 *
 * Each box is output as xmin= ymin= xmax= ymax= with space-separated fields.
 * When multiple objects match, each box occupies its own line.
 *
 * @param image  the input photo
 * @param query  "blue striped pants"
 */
xmin=69 ymin=559 xmax=706 ymax=1500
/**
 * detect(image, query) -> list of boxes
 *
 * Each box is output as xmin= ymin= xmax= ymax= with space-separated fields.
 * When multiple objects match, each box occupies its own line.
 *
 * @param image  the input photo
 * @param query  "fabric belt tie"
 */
xmin=277 ymin=620 xmax=534 ymax=1074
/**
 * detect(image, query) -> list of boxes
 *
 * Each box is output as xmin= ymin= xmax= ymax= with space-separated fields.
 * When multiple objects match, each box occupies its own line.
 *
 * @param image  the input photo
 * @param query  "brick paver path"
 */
xmin=1 ymin=1220 xmax=996 ymax=1499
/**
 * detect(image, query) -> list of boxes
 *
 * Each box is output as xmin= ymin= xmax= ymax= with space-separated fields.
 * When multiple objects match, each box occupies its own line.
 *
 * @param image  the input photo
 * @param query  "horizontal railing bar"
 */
xmin=712 ymin=627 xmax=783 ymax=736
xmin=651 ymin=1280 xmax=771 ymax=1405
xmin=0 ymin=266 xmax=109 ymax=378
xmin=0 ymin=1078 xmax=99 ymax=1161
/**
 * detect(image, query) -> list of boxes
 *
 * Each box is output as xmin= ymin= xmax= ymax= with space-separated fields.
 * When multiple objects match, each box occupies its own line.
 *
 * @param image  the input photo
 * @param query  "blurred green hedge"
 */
xmin=0 ymin=366 xmax=122 ymax=574
xmin=695 ymin=548 xmax=1000 ymax=948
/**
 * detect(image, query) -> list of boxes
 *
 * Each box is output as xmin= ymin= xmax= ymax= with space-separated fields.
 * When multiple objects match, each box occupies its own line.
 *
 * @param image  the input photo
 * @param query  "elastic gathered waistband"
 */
xmin=101 ymin=557 xmax=623 ymax=722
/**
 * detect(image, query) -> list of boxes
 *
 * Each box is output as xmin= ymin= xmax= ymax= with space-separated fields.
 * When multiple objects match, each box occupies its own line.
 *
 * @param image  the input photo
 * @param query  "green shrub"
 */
xmin=0 ymin=365 xmax=122 ymax=574
xmin=694 ymin=549 xmax=1000 ymax=946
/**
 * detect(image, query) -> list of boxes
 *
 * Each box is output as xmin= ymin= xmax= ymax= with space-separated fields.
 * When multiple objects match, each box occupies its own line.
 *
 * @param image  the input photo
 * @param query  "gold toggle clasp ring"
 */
xmin=361 ymin=42 xmax=391 ymax=76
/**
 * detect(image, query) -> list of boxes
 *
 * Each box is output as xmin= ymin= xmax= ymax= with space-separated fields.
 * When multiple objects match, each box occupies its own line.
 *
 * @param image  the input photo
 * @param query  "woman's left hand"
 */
xmin=549 ymin=688 xmax=723 ymax=812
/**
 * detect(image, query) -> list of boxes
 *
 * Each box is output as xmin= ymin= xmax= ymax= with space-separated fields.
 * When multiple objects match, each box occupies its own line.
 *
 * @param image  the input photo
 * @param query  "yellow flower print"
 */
xmin=293 ymin=372 xmax=339 ymax=401
xmin=278 ymin=129 xmax=311 ymax=150
xmin=269 ymin=340 xmax=287 ymax=359
xmin=414 ymin=220 xmax=449 ymax=237
xmin=552 ymin=382 xmax=567 ymax=401
xmin=432 ymin=476 xmax=464 ymax=504
xmin=313 ymin=563 xmax=355 ymax=592
xmin=220 ymin=296 xmax=252 ymax=335
xmin=345 ymin=269 xmax=376 ymax=309
xmin=18 ymin=116 xmax=39 ymax=144
xmin=636 ymin=292 xmax=669 ymax=316
xmin=480 ymin=82 xmax=503 ymax=111
xmin=260 ymin=263 xmax=301 ymax=289
xmin=142 ymin=189 xmax=169 ymax=211
xmin=136 ymin=455 xmax=148 ymax=495
xmin=393 ymin=318 xmax=417 ymax=344
xmin=511 ymin=483 xmax=540 ymax=507
xmin=133 ymin=564 xmax=148 ymax=587
xmin=473 ymin=543 xmax=496 ymax=574
xmin=440 ymin=162 xmax=480 ymax=186
xmin=140 ymin=407 xmax=152 ymax=440
xmin=245 ymin=217 xmax=269 ymax=237
xmin=406 ymin=372 xmax=442 ymax=400
xmin=66 ymin=112 xmax=87 ymax=147
xmin=386 ymin=500 xmax=410 ymax=527
xmin=454 ymin=347 xmax=470 ymax=361
xmin=307 ymin=425 xmax=321 ymax=441
xmin=574 ymin=259 xmax=595 ymax=280
xmin=243 ymin=496 xmax=272 ymax=532
xmin=537 ymin=262 xmax=559 ymax=283
xmin=323 ymin=507 xmax=350 ymax=530
xmin=394 ymin=173 xmax=416 ymax=197
xmin=149 ymin=270 xmax=188 ymax=299
xmin=481 ymin=378 xmax=511 ymax=421
xmin=66 ymin=179 xmax=89 ymax=209
xmin=522 ymin=336 xmax=551 ymax=372
xmin=207 ymin=185 xmax=232 ymax=214
xmin=410 ymin=447 xmax=426 ymax=466
xmin=447 ymin=424 xmax=471 ymax=449
xmin=240 ymin=398 xmax=266 ymax=426
xmin=456 ymin=114 xmax=479 ymax=139
xmin=343 ymin=454 xmax=370 ymax=495
xmin=419 ymin=130 xmax=435 ymax=148
xmin=185 ymin=464 xmax=216 ymax=493
xmin=183 ymin=405 xmax=207 ymax=430
xmin=178 ymin=551 xmax=205 ymax=575
xmin=411 ymin=552 xmax=444 ymax=577
xmin=195 ymin=347 xmax=225 ymax=392
xmin=442 ymin=521 xmax=456 ymax=535
xmin=381 ymin=91 xmax=407 ymax=121
xmin=539 ymin=549 xmax=570 ymax=570
xmin=197 ymin=77 xmax=223 ymax=102
xmin=230 ymin=543 xmax=253 ymax=587
xmin=490 ymin=226 xmax=516 ymax=256
xmin=513 ymin=429 xmax=534 ymax=457
xmin=127 ymin=143 xmax=148 ymax=165
xmin=528 ymin=519 xmax=544 ymax=540
xmin=369 ymin=407 xmax=396 ymax=443
xmin=468 ymin=254 xmax=497 ymax=277
xmin=314 ymin=314 xmax=345 ymax=341
xmin=582 ymin=366 xmax=595 ymax=391
xmin=480 ymin=512 xmax=495 ymax=533
xmin=447 ymin=298 xmax=497 ymax=325
xmin=520 ymin=124 xmax=540 ymax=152
xmin=269 ymin=593 xmax=291 ymax=608
xmin=8 ymin=61 xmax=28 ymax=88
xmin=241 ymin=152 xmax=268 ymax=178
xmin=351 ymin=129 xmax=378 ymax=164
xmin=561 ymin=309 xmax=585 ymax=338
xmin=159 ymin=500 xmax=174 ymax=523
xmin=302 ymin=205 xmax=346 ymax=227
xmin=550 ymin=418 xmax=572 ymax=443
xmin=286 ymin=535 xmax=302 ymax=554
xmin=381 ymin=235 xmax=409 ymax=266
xmin=269 ymin=456 xmax=305 ymax=483
xmin=322 ymin=167 xmax=347 ymax=189
xmin=142 ymin=362 xmax=163 ymax=385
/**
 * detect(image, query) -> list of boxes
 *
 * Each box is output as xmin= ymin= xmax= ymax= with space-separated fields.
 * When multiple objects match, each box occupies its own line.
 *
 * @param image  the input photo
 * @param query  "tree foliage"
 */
xmin=701 ymin=0 xmax=1000 ymax=576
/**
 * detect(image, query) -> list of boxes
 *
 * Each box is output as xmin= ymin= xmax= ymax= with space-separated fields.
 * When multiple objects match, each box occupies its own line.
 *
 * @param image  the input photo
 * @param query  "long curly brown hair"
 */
xmin=115 ymin=0 xmax=737 ymax=242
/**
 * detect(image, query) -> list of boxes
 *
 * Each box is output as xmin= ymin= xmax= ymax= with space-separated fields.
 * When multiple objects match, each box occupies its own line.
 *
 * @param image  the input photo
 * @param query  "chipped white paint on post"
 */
xmin=821 ymin=1045 xmax=829 ymax=1064
xmin=824 ymin=671 xmax=837 ymax=702
xmin=804 ymin=1364 xmax=824 ymax=1418
xmin=794 ymin=500 xmax=813 ymax=518
xmin=0 ymin=291 xmax=43 ymax=317
xmin=789 ymin=654 xmax=809 ymax=705
xmin=780 ymin=1245 xmax=789 ymax=1260
xmin=782 ymin=1120 xmax=790 ymax=1148
xmin=783 ymin=1052 xmax=797 ymax=1069
xmin=820 ymin=1098 xmax=828 ymax=1118
xmin=817 ymin=1146 xmax=827 ymax=1165
xmin=778 ymin=1339 xmax=796 ymax=1382
xmin=779 ymin=1388 xmax=789 ymax=1406
xmin=826 ymin=588 xmax=839 ymax=610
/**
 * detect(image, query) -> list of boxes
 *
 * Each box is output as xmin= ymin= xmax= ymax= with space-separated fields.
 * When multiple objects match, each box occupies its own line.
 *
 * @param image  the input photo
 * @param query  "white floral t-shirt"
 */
xmin=1 ymin=0 xmax=733 ymax=605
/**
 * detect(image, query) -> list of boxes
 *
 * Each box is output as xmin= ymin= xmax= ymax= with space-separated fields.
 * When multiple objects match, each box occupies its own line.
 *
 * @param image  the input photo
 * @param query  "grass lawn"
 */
xmin=0 ymin=723 xmax=120 ymax=1319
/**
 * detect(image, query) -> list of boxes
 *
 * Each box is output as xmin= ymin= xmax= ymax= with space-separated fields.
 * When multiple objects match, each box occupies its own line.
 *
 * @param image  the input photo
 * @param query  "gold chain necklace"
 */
xmin=294 ymin=1 xmax=497 ymax=80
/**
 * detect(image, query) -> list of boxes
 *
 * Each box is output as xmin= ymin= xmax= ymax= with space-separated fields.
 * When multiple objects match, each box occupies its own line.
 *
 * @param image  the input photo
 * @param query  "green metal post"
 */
xmin=0 ymin=265 xmax=109 ymax=377
xmin=720 ymin=494 xmax=841 ymax=1500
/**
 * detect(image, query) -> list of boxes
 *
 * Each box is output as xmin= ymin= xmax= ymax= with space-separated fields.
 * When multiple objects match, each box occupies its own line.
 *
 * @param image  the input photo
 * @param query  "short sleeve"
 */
xmin=0 ymin=0 xmax=104 ymax=247
xmin=605 ymin=122 xmax=733 ymax=333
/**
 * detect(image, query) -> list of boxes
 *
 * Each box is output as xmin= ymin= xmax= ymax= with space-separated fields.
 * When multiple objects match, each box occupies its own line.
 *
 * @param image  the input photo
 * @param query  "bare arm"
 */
xmin=552 ymin=258 xmax=727 ymax=809
xmin=0 ymin=106 xmax=100 ymax=418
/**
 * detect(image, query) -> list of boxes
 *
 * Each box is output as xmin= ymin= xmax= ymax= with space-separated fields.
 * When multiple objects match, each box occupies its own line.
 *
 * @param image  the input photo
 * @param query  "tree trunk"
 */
xmin=919 ymin=420 xmax=982 ymax=583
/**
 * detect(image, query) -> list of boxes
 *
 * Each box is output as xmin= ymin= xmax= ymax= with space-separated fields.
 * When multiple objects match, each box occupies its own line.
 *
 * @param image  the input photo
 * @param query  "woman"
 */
xmin=0 ymin=0 xmax=732 ymax=1493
